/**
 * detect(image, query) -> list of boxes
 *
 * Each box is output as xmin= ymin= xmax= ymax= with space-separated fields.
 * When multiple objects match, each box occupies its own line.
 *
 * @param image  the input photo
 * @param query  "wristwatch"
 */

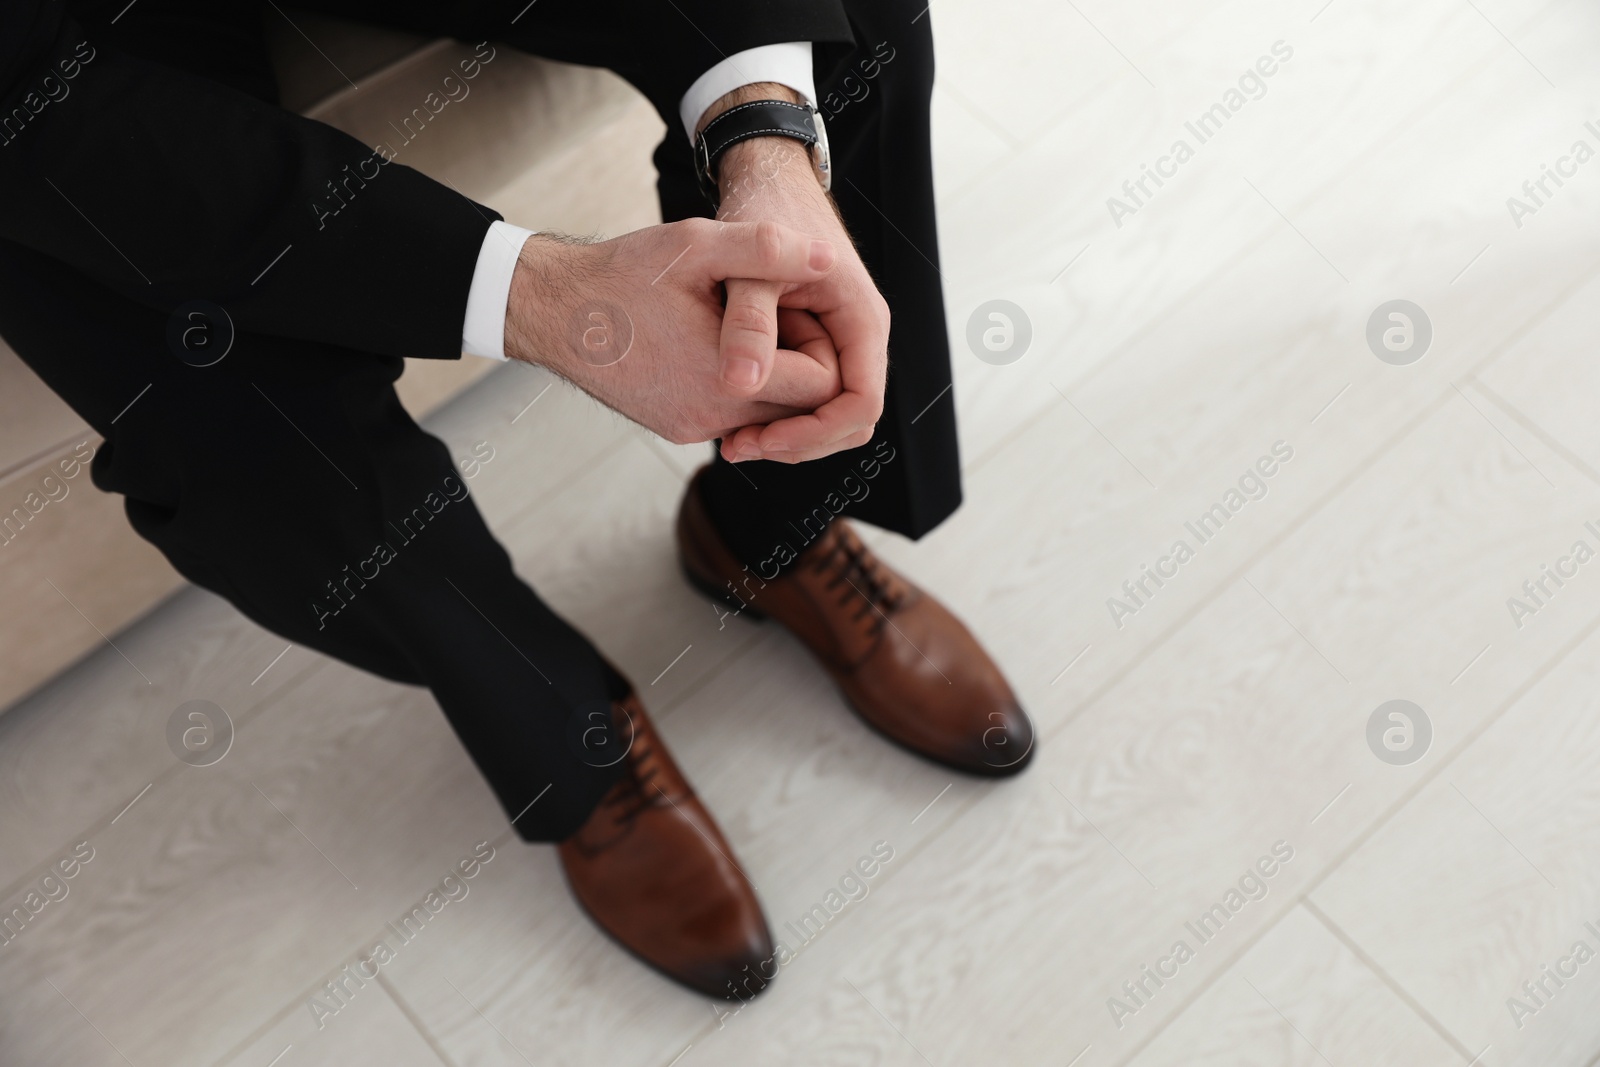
xmin=693 ymin=99 xmax=831 ymax=210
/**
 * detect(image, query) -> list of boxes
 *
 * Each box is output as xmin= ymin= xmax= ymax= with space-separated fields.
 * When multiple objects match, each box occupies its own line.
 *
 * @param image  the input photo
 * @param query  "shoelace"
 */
xmin=813 ymin=526 xmax=907 ymax=627
xmin=601 ymin=726 xmax=663 ymax=825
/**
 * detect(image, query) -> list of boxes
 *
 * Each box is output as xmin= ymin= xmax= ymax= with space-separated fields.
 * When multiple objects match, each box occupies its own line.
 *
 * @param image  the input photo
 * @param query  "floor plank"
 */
xmin=1310 ymin=618 xmax=1600 ymax=1067
xmin=1126 ymin=904 xmax=1463 ymax=1067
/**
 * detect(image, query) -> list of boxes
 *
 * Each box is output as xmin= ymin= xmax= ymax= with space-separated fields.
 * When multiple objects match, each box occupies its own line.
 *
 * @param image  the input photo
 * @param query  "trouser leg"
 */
xmin=0 ymin=242 xmax=625 ymax=842
xmin=675 ymin=2 xmax=962 ymax=571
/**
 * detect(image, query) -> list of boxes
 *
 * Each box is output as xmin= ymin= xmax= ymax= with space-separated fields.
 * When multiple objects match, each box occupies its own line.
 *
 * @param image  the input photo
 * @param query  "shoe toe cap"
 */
xmin=968 ymin=701 xmax=1035 ymax=776
xmin=683 ymin=923 xmax=779 ymax=1000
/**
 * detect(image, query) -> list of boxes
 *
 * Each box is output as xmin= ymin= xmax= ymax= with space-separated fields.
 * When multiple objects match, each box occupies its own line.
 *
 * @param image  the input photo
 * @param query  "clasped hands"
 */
xmin=503 ymin=134 xmax=888 ymax=465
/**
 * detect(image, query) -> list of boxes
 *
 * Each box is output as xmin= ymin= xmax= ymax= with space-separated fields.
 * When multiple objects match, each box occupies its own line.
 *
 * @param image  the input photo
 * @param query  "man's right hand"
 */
xmin=503 ymin=219 xmax=844 ymax=445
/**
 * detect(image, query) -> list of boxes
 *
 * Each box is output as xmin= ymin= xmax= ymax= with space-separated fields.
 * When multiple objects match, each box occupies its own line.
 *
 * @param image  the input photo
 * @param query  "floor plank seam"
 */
xmin=376 ymin=971 xmax=462 ymax=1067
xmin=652 ymin=627 xmax=774 ymax=724
xmin=1300 ymin=895 xmax=1475 ymax=1060
xmin=1470 ymin=369 xmax=1600 ymax=491
xmin=1104 ymin=590 xmax=1600 ymax=1067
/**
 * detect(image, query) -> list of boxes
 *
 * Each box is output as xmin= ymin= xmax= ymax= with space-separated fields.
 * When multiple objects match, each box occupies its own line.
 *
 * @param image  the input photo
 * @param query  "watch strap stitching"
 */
xmin=694 ymin=99 xmax=820 ymax=208
xmin=707 ymin=125 xmax=816 ymax=160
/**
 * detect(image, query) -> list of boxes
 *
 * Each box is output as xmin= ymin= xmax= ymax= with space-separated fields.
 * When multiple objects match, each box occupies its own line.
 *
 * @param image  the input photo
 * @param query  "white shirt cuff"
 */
xmin=462 ymin=221 xmax=538 ymax=360
xmin=678 ymin=42 xmax=815 ymax=142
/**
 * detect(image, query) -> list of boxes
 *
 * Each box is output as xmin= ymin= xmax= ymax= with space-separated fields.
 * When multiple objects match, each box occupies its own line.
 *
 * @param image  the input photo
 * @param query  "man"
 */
xmin=0 ymin=0 xmax=1033 ymax=999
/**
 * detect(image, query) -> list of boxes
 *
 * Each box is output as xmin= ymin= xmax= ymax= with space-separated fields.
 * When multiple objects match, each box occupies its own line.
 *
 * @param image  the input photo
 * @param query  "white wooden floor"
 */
xmin=6 ymin=0 xmax=1600 ymax=1063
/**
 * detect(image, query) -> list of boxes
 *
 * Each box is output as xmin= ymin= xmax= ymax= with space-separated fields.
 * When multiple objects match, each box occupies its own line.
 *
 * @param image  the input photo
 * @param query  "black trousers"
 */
xmin=0 ymin=0 xmax=960 ymax=842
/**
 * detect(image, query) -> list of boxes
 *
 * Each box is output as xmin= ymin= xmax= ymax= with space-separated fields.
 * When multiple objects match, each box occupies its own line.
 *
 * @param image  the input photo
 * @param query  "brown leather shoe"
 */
xmin=558 ymin=689 xmax=776 ymax=999
xmin=676 ymin=466 xmax=1034 ymax=776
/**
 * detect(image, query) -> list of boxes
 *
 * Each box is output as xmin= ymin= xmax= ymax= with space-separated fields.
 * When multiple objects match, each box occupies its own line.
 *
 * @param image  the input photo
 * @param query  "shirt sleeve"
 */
xmin=677 ymin=42 xmax=816 ymax=142
xmin=461 ymin=221 xmax=538 ymax=360
xmin=0 ymin=18 xmax=498 ymax=363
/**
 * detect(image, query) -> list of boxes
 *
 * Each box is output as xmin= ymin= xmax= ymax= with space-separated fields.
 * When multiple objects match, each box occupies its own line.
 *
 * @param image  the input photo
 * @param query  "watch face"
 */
xmin=694 ymin=134 xmax=719 ymax=208
xmin=694 ymin=135 xmax=709 ymax=182
xmin=810 ymin=109 xmax=832 ymax=192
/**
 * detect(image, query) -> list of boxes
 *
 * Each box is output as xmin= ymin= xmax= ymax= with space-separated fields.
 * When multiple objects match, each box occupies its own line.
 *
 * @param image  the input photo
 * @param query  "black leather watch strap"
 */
xmin=693 ymin=99 xmax=819 ymax=210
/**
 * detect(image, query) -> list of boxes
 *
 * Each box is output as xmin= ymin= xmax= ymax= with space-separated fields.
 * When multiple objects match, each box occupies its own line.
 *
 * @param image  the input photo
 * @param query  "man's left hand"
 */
xmin=707 ymin=107 xmax=890 ymax=466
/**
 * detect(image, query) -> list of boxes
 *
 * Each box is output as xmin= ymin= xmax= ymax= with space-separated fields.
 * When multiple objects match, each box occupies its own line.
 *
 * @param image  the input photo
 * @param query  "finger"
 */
xmin=752 ymin=301 xmax=887 ymax=455
xmin=701 ymin=219 xmax=835 ymax=285
xmin=748 ymin=389 xmax=880 ymax=459
xmin=818 ymin=299 xmax=889 ymax=408
xmin=718 ymin=279 xmax=782 ymax=391
xmin=755 ymin=347 xmax=843 ymax=409
xmin=720 ymin=427 xmax=759 ymax=463
xmin=719 ymin=321 xmax=841 ymax=461
xmin=776 ymin=306 xmax=831 ymax=345
xmin=720 ymin=422 xmax=786 ymax=462
xmin=759 ymin=272 xmax=889 ymax=451
xmin=759 ymin=308 xmax=841 ymax=405
xmin=720 ymin=416 xmax=867 ymax=465
xmin=775 ymin=307 xmax=839 ymax=378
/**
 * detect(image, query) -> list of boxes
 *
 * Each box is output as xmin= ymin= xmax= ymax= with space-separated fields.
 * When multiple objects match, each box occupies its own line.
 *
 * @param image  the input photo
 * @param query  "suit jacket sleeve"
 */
xmin=0 ymin=8 xmax=496 ymax=362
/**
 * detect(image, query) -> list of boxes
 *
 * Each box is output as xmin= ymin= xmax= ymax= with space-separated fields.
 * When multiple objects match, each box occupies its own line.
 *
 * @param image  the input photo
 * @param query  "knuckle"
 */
xmin=677 ymin=218 xmax=716 ymax=248
xmin=725 ymin=300 xmax=773 ymax=337
xmin=753 ymin=220 xmax=785 ymax=268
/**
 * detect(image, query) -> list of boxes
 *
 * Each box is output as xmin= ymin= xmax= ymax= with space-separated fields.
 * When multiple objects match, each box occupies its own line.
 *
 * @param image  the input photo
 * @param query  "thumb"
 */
xmin=719 ymin=279 xmax=782 ymax=392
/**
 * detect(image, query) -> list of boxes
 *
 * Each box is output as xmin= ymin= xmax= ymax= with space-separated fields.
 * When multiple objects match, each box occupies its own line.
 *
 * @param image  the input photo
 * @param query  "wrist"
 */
xmin=715 ymin=136 xmax=818 ymax=212
xmin=695 ymin=84 xmax=826 ymax=210
xmin=504 ymin=235 xmax=582 ymax=372
xmin=506 ymin=234 xmax=637 ymax=383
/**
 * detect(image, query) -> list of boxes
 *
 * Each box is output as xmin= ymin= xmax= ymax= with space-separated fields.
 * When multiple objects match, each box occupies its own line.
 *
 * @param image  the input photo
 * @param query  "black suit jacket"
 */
xmin=0 ymin=0 xmax=853 ymax=362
